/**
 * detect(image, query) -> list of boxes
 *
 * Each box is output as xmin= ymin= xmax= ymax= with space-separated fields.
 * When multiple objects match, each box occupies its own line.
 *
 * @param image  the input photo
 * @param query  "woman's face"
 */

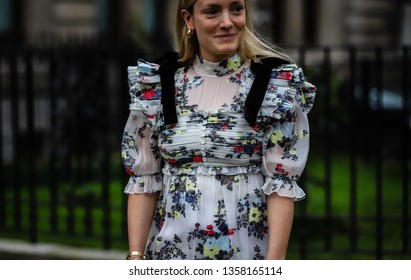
xmin=182 ymin=0 xmax=246 ymax=62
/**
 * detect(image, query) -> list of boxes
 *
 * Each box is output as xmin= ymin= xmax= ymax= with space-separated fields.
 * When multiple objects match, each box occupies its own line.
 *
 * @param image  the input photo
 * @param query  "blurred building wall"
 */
xmin=23 ymin=0 xmax=99 ymax=43
xmin=0 ymin=0 xmax=410 ymax=48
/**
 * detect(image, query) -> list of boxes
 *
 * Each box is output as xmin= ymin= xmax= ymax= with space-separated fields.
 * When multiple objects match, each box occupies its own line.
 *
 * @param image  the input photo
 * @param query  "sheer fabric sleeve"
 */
xmin=121 ymin=60 xmax=163 ymax=194
xmin=260 ymin=65 xmax=316 ymax=201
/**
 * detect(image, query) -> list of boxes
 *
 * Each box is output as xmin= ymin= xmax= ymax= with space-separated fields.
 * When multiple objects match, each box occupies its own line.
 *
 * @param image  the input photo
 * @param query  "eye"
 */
xmin=231 ymin=4 xmax=244 ymax=14
xmin=205 ymin=8 xmax=219 ymax=16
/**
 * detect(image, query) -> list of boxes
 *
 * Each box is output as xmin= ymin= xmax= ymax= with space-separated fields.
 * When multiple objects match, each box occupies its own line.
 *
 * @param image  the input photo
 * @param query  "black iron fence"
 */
xmin=0 ymin=44 xmax=410 ymax=259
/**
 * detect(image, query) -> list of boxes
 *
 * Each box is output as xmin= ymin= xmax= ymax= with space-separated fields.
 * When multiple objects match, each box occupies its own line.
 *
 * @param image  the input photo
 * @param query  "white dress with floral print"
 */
xmin=121 ymin=54 xmax=316 ymax=260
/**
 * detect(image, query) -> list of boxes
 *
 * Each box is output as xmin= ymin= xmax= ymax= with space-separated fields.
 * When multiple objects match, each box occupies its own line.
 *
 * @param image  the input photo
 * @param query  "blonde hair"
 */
xmin=175 ymin=0 xmax=291 ymax=64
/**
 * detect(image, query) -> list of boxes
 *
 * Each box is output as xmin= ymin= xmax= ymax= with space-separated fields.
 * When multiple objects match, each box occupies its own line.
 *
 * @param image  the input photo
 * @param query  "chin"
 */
xmin=215 ymin=46 xmax=239 ymax=57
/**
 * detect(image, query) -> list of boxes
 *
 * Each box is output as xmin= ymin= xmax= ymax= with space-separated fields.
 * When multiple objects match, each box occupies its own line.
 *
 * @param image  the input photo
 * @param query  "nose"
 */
xmin=220 ymin=10 xmax=234 ymax=29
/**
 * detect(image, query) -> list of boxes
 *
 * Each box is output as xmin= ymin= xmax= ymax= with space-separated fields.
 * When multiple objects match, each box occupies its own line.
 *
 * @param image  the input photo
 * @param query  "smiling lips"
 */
xmin=215 ymin=34 xmax=237 ymax=40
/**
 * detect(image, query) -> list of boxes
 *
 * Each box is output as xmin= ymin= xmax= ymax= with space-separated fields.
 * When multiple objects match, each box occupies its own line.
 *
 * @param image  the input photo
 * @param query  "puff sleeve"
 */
xmin=121 ymin=59 xmax=163 ymax=194
xmin=260 ymin=65 xmax=316 ymax=201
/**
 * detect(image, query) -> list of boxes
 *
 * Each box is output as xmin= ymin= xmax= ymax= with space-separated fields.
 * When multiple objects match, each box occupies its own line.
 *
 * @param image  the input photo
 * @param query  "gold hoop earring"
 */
xmin=187 ymin=28 xmax=194 ymax=39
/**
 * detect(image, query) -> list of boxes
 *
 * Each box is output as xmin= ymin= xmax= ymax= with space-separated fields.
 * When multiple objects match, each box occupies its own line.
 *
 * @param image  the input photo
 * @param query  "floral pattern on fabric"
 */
xmin=121 ymin=53 xmax=316 ymax=259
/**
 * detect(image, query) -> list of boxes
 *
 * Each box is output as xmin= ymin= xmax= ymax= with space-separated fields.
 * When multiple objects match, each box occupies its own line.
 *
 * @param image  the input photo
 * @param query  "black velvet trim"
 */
xmin=157 ymin=51 xmax=181 ymax=125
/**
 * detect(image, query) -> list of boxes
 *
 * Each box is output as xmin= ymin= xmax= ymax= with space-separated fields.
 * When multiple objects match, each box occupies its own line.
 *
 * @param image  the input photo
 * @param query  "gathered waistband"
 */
xmin=162 ymin=163 xmax=262 ymax=176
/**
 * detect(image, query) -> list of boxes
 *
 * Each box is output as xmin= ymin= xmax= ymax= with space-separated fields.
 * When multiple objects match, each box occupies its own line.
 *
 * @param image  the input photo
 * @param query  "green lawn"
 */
xmin=289 ymin=149 xmax=411 ymax=259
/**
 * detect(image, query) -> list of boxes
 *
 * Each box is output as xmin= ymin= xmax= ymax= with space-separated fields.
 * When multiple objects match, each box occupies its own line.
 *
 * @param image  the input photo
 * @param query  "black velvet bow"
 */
xmin=244 ymin=57 xmax=289 ymax=127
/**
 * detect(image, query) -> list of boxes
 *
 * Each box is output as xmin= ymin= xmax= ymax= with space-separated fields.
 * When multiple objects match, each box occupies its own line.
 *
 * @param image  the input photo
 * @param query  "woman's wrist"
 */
xmin=126 ymin=250 xmax=146 ymax=260
xmin=266 ymin=250 xmax=286 ymax=260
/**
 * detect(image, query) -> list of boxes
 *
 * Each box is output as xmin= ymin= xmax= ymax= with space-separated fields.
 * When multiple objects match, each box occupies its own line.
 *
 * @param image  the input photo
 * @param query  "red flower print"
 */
xmin=193 ymin=155 xmax=203 ymax=163
xmin=147 ymin=114 xmax=155 ymax=119
xmin=228 ymin=229 xmax=235 ymax=236
xmin=143 ymin=89 xmax=156 ymax=99
xmin=279 ymin=72 xmax=292 ymax=80
xmin=168 ymin=159 xmax=178 ymax=164
xmin=125 ymin=168 xmax=135 ymax=177
xmin=208 ymin=230 xmax=215 ymax=236
xmin=254 ymin=144 xmax=262 ymax=152
xmin=195 ymin=223 xmax=200 ymax=229
xmin=234 ymin=146 xmax=244 ymax=153
xmin=207 ymin=224 xmax=213 ymax=230
xmin=276 ymin=164 xmax=283 ymax=173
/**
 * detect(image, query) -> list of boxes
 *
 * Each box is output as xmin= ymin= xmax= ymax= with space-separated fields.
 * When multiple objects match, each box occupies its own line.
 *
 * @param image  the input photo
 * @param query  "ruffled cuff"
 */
xmin=124 ymin=174 xmax=162 ymax=194
xmin=261 ymin=177 xmax=306 ymax=201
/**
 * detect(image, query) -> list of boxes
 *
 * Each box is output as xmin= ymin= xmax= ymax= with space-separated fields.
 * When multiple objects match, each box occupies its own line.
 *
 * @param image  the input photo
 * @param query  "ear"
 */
xmin=181 ymin=9 xmax=195 ymax=30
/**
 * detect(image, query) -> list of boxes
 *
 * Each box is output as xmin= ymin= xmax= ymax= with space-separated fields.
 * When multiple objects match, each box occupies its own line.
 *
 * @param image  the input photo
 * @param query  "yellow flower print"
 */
xmin=208 ymin=116 xmax=218 ymax=123
xmin=180 ymin=166 xmax=193 ymax=173
xmin=299 ymin=130 xmax=308 ymax=139
xmin=204 ymin=244 xmax=220 ymax=259
xmin=172 ymin=210 xmax=181 ymax=218
xmin=121 ymin=151 xmax=127 ymax=159
xmin=128 ymin=140 xmax=135 ymax=146
xmin=159 ymin=207 xmax=165 ymax=216
xmin=270 ymin=130 xmax=284 ymax=144
xmin=140 ymin=84 xmax=152 ymax=91
xmin=176 ymin=130 xmax=187 ymax=135
xmin=289 ymin=149 xmax=297 ymax=155
xmin=180 ymin=108 xmax=191 ymax=114
xmin=162 ymin=154 xmax=172 ymax=160
xmin=249 ymin=207 xmax=262 ymax=222
xmin=186 ymin=179 xmax=196 ymax=191
xmin=301 ymin=93 xmax=306 ymax=105
xmin=227 ymin=55 xmax=241 ymax=71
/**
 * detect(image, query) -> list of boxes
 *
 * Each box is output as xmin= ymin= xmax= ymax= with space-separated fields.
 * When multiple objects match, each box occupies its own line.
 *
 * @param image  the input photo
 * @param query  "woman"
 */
xmin=121 ymin=0 xmax=316 ymax=260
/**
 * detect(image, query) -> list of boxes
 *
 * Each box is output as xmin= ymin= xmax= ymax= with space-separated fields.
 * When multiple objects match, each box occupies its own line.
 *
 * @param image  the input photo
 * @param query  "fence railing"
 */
xmin=0 ymin=44 xmax=410 ymax=259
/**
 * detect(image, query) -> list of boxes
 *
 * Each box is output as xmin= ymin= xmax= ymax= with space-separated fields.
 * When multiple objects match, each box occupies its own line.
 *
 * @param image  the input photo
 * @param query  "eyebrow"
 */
xmin=203 ymin=0 xmax=243 ymax=7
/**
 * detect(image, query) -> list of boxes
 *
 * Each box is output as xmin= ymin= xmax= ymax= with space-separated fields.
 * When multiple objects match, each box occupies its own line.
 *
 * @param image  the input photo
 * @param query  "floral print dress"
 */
xmin=121 ymin=53 xmax=316 ymax=260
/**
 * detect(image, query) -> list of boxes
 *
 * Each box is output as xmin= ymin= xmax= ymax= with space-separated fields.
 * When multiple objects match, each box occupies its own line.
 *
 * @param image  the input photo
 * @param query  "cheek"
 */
xmin=201 ymin=21 xmax=218 ymax=35
xmin=194 ymin=20 xmax=215 ymax=39
xmin=234 ymin=18 xmax=246 ymax=31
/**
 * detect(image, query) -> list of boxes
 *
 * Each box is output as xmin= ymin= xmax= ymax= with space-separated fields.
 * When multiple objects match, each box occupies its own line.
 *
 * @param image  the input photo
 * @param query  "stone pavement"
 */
xmin=0 ymin=239 xmax=125 ymax=260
